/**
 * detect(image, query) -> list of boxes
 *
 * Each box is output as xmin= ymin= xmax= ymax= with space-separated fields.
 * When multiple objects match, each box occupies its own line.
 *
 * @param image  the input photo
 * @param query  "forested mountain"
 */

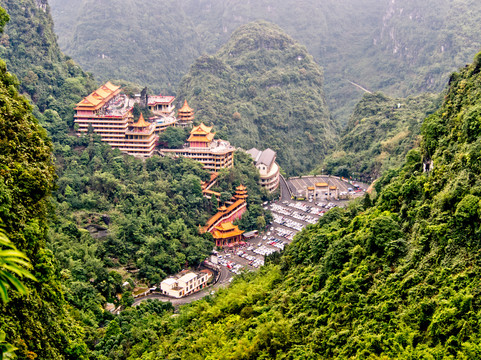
xmin=49 ymin=0 xmax=481 ymax=122
xmin=318 ymin=92 xmax=441 ymax=181
xmin=5 ymin=0 xmax=481 ymax=358
xmin=0 ymin=11 xmax=89 ymax=359
xmin=177 ymin=21 xmax=337 ymax=175
xmin=88 ymin=50 xmax=481 ymax=359
xmin=0 ymin=0 xmax=95 ymax=142
xmin=0 ymin=1 xmax=273 ymax=357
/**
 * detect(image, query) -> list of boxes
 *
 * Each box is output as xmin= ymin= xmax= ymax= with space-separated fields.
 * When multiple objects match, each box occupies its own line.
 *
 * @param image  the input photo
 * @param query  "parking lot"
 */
xmin=211 ymin=175 xmax=369 ymax=278
xmin=212 ymin=198 xmax=345 ymax=276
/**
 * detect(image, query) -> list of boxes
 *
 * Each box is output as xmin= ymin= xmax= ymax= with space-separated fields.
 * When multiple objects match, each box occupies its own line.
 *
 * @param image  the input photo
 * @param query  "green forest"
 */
xmin=3 ymin=0 xmax=481 ymax=358
xmin=49 ymin=0 xmax=481 ymax=123
xmin=317 ymin=92 xmax=442 ymax=181
xmin=177 ymin=21 xmax=337 ymax=176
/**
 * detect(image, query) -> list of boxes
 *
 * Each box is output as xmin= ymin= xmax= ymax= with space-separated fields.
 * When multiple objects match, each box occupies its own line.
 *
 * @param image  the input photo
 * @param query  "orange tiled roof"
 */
xmin=315 ymin=182 xmax=329 ymax=187
xmin=191 ymin=123 xmax=212 ymax=135
xmin=178 ymin=100 xmax=193 ymax=113
xmin=330 ymin=186 xmax=337 ymax=190
xmin=204 ymin=189 xmax=221 ymax=197
xmin=131 ymin=113 xmax=150 ymax=128
xmin=205 ymin=199 xmax=245 ymax=227
xmin=187 ymin=132 xmax=215 ymax=143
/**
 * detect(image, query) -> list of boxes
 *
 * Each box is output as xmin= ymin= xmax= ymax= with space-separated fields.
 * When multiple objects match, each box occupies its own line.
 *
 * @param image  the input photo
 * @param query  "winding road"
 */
xmin=133 ymin=179 xmax=293 ymax=308
xmin=132 ymin=265 xmax=231 ymax=307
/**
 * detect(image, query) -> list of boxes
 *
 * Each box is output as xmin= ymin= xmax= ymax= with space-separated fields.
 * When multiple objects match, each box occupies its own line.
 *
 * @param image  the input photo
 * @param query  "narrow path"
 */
xmin=347 ymin=80 xmax=373 ymax=94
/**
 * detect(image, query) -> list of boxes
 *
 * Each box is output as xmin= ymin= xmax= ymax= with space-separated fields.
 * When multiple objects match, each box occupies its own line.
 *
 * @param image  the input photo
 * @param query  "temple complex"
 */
xmin=161 ymin=123 xmax=235 ymax=171
xmin=75 ymin=83 xmax=236 ymax=169
xmin=176 ymin=100 xmax=195 ymax=127
xmin=74 ymin=82 xmax=184 ymax=157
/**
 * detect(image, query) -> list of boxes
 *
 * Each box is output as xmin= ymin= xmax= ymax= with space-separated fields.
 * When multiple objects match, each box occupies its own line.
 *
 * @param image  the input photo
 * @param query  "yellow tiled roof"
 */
xmin=212 ymin=222 xmax=244 ymax=239
xmin=187 ymin=132 xmax=215 ymax=142
xmin=75 ymin=81 xmax=121 ymax=110
xmin=191 ymin=123 xmax=212 ymax=135
xmin=131 ymin=113 xmax=150 ymax=128
xmin=178 ymin=100 xmax=193 ymax=113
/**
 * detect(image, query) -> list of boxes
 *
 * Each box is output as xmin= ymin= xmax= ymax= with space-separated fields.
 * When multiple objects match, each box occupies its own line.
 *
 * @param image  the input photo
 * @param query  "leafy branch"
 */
xmin=0 ymin=229 xmax=36 ymax=303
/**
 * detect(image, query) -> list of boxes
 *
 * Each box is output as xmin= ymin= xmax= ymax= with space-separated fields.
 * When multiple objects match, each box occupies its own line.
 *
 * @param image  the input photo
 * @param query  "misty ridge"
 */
xmin=49 ymin=0 xmax=481 ymax=122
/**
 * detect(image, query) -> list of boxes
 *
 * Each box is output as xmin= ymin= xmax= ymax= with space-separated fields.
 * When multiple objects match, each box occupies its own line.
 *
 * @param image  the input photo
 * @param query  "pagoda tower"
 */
xmin=177 ymin=100 xmax=194 ymax=127
xmin=234 ymin=184 xmax=248 ymax=201
xmin=124 ymin=113 xmax=157 ymax=157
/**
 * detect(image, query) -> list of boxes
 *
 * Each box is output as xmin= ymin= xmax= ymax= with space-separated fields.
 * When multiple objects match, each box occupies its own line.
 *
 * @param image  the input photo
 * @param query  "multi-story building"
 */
xmin=75 ymin=82 xmax=179 ymax=157
xmin=74 ymin=81 xmax=133 ymax=142
xmin=160 ymin=271 xmax=211 ymax=298
xmin=124 ymin=113 xmax=158 ymax=157
xmin=161 ymin=123 xmax=235 ymax=171
xmin=148 ymin=95 xmax=175 ymax=116
xmin=246 ymin=148 xmax=280 ymax=192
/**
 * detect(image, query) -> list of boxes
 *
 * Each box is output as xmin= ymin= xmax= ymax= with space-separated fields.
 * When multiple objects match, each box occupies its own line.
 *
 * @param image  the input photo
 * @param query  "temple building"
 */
xmin=124 ymin=113 xmax=158 ymax=157
xmin=74 ymin=81 xmax=133 ymax=142
xmin=74 ymin=82 xmax=182 ymax=157
xmin=211 ymin=222 xmax=244 ymax=247
xmin=176 ymin=100 xmax=194 ymax=127
xmin=148 ymin=95 xmax=175 ymax=116
xmin=161 ymin=123 xmax=235 ymax=171
xmin=203 ymin=184 xmax=248 ymax=234
xmin=246 ymin=148 xmax=280 ymax=192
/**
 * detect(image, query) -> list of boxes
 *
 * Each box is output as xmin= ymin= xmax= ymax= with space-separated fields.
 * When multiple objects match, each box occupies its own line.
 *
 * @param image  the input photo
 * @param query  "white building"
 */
xmin=246 ymin=148 xmax=280 ymax=192
xmin=160 ymin=271 xmax=211 ymax=298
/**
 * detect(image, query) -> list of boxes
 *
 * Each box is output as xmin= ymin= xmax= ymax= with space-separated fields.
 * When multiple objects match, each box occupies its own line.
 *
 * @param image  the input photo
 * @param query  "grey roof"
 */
xmin=246 ymin=148 xmax=261 ymax=162
xmin=257 ymin=148 xmax=276 ymax=168
xmin=246 ymin=147 xmax=276 ymax=168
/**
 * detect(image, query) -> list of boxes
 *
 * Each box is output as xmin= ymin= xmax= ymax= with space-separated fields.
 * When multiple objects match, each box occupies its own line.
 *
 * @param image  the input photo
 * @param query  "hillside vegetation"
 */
xmin=0 ymin=0 xmax=96 ymax=143
xmin=85 ymin=52 xmax=481 ymax=359
xmin=318 ymin=92 xmax=441 ymax=181
xmin=178 ymin=21 xmax=337 ymax=175
xmin=0 ymin=13 xmax=88 ymax=359
xmin=49 ymin=0 xmax=481 ymax=122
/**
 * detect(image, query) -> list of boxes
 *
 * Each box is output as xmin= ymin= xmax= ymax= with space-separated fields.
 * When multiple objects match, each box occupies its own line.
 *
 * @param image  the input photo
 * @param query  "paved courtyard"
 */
xmin=286 ymin=175 xmax=368 ymax=200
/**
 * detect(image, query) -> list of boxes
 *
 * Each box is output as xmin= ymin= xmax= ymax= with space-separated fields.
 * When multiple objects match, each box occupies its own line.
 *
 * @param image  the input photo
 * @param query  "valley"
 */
xmin=1 ymin=0 xmax=481 ymax=359
xmin=133 ymin=174 xmax=368 ymax=309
